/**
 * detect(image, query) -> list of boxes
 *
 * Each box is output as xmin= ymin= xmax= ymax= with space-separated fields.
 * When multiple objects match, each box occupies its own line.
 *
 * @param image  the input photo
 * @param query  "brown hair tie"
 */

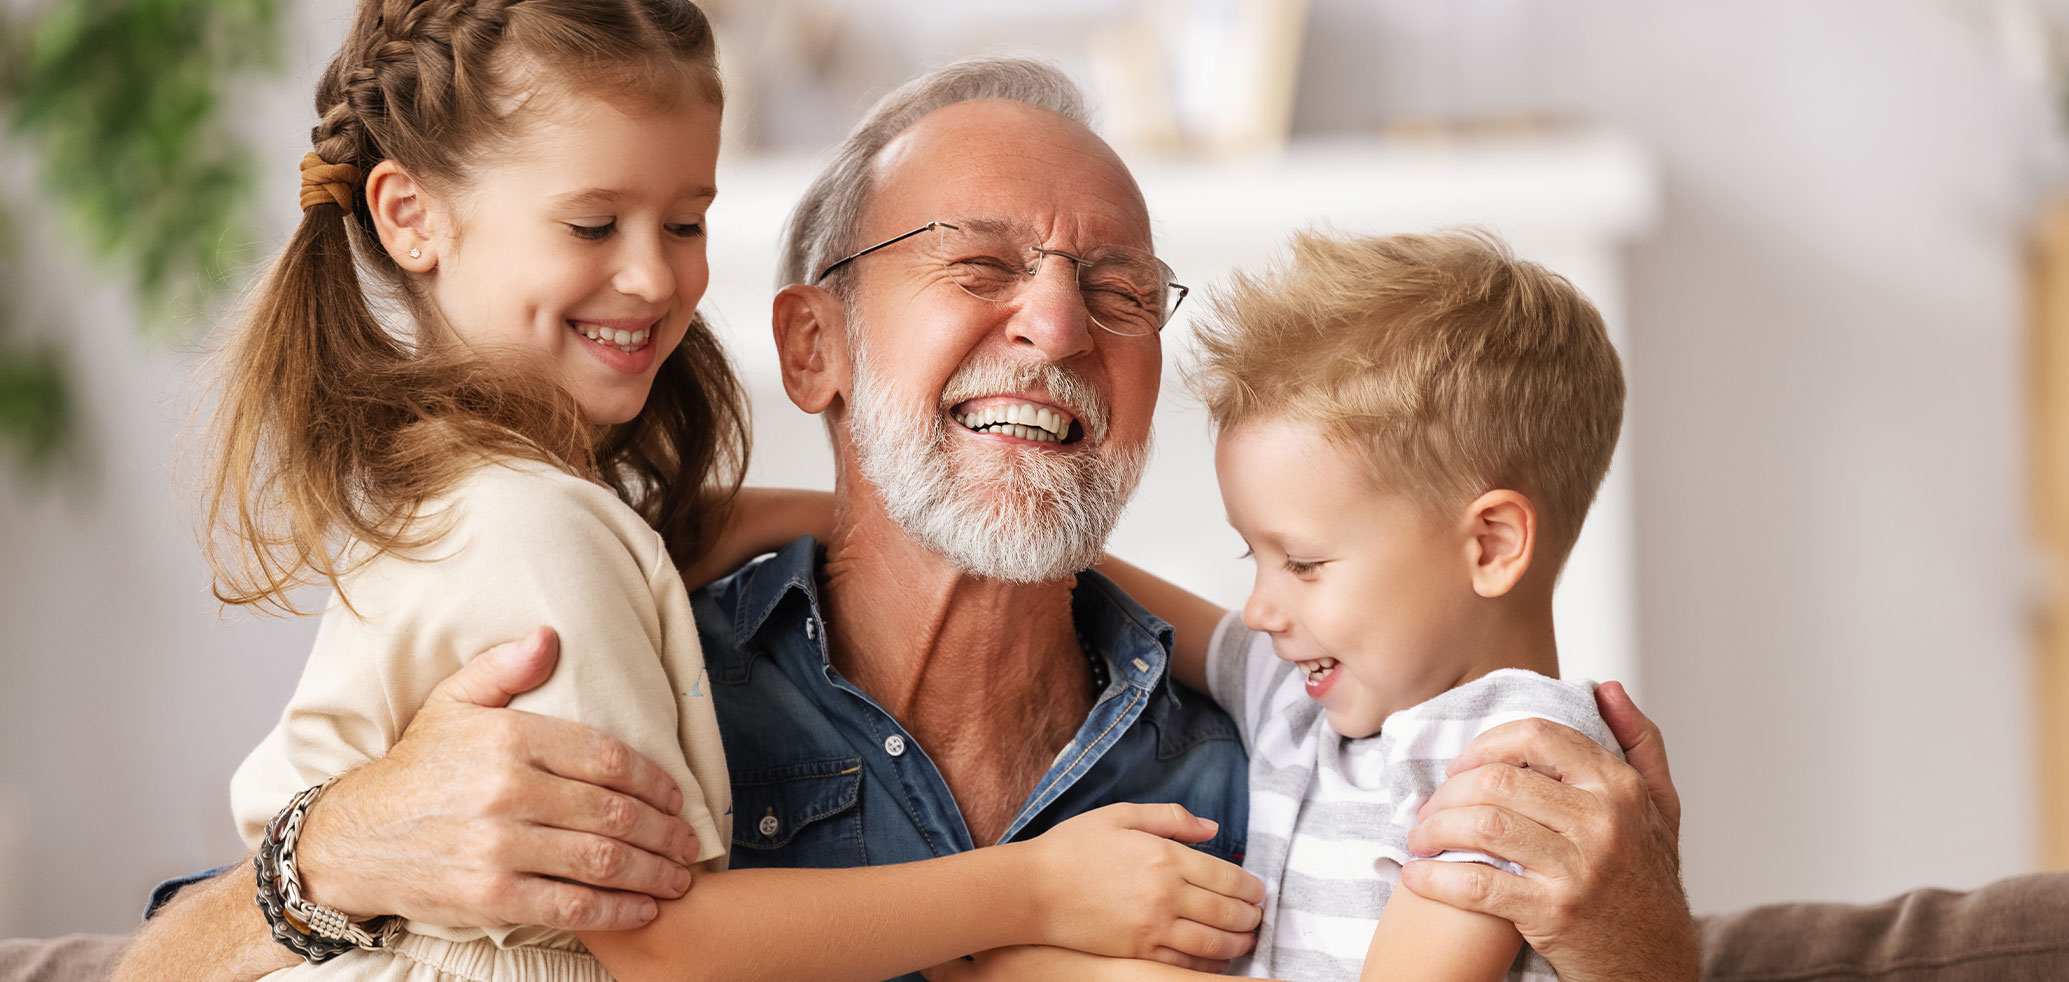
xmin=298 ymin=152 xmax=364 ymax=212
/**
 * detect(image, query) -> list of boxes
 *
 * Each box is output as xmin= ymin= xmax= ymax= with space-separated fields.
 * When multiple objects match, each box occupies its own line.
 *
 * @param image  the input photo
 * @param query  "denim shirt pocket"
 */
xmin=729 ymin=756 xmax=868 ymax=868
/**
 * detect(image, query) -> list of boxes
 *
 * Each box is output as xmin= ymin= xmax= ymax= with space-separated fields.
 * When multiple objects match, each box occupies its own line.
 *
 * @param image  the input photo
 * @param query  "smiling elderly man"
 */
xmin=92 ymin=57 xmax=2069 ymax=982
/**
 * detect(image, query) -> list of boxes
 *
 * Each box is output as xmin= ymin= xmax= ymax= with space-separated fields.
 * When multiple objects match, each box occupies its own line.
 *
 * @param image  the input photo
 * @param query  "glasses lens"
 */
xmin=928 ymin=222 xmax=1176 ymax=336
xmin=930 ymin=223 xmax=1030 ymax=302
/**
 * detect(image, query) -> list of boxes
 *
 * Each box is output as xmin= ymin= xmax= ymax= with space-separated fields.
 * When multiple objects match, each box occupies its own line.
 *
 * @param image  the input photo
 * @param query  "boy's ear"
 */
xmin=772 ymin=284 xmax=851 ymax=416
xmin=364 ymin=160 xmax=439 ymax=272
xmin=1464 ymin=489 xmax=1537 ymax=598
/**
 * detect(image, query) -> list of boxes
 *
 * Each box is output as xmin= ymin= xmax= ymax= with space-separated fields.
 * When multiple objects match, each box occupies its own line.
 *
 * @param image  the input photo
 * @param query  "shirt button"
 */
xmin=883 ymin=734 xmax=907 ymax=757
xmin=758 ymin=814 xmax=780 ymax=837
xmin=805 ymin=618 xmax=818 ymax=640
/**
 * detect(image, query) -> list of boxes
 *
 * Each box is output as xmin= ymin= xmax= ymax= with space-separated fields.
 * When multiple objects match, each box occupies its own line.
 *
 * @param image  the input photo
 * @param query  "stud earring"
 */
xmin=409 ymin=248 xmax=422 ymax=260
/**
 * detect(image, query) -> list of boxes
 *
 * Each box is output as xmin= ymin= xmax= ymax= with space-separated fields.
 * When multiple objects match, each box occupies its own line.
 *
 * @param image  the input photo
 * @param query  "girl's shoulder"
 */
xmin=355 ymin=452 xmax=662 ymax=585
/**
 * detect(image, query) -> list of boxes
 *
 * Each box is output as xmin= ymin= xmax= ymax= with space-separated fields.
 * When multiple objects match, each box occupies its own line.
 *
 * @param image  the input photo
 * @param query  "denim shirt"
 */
xmin=700 ymin=538 xmax=1248 ymax=976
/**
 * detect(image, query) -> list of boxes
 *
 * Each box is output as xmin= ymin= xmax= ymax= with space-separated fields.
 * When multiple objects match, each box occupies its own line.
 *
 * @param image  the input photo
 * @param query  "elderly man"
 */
xmin=88 ymin=57 xmax=2069 ymax=982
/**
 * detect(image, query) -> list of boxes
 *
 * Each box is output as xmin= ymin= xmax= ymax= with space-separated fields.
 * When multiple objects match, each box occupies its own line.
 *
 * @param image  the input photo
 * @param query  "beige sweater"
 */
xmin=230 ymin=456 xmax=729 ymax=979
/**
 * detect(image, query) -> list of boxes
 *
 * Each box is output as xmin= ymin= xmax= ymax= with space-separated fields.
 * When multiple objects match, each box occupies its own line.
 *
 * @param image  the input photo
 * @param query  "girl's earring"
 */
xmin=409 ymin=248 xmax=422 ymax=260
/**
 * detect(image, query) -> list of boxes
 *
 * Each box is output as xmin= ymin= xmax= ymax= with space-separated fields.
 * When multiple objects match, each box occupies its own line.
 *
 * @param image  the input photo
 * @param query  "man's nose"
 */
xmin=613 ymin=236 xmax=676 ymax=304
xmin=1005 ymin=258 xmax=1094 ymax=361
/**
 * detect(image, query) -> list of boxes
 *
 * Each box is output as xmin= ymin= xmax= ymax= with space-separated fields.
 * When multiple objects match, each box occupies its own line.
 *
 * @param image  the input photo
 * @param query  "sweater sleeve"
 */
xmin=229 ymin=460 xmax=728 ymax=946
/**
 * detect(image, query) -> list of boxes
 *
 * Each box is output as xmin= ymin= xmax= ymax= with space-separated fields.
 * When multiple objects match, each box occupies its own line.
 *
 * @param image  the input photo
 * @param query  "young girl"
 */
xmin=207 ymin=3 xmax=1260 ymax=980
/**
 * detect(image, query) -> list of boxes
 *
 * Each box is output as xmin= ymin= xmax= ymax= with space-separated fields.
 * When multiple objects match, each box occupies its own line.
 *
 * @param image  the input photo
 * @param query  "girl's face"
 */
xmin=422 ymin=92 xmax=721 ymax=425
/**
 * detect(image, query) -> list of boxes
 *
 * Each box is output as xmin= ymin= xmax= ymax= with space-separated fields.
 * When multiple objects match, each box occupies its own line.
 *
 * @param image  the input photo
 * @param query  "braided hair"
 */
xmin=206 ymin=0 xmax=747 ymax=614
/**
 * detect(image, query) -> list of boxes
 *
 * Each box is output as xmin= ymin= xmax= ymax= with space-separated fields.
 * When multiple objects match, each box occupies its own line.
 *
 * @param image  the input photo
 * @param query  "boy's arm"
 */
xmin=1093 ymin=555 xmax=1228 ymax=692
xmin=680 ymin=487 xmax=834 ymax=589
xmin=581 ymin=803 xmax=1266 ymax=982
xmin=1361 ymin=877 xmax=1524 ymax=982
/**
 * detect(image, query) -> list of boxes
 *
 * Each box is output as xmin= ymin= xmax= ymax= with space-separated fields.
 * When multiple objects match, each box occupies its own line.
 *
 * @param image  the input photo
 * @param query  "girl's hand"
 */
xmin=1021 ymin=802 xmax=1264 ymax=965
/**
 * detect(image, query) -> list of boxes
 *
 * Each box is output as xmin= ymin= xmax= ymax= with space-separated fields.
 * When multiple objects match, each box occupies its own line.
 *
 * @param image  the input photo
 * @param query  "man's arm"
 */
xmin=1396 ymin=681 xmax=1700 ymax=982
xmin=113 ymin=629 xmax=694 ymax=980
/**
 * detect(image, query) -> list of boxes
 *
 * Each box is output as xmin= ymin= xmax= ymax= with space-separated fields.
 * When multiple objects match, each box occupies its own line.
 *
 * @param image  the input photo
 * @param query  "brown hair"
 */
xmin=207 ymin=0 xmax=747 ymax=614
xmin=1189 ymin=228 xmax=1624 ymax=570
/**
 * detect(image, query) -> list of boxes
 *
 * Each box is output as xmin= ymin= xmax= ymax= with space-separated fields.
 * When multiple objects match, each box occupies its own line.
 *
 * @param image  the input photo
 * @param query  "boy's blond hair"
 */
xmin=1189 ymin=228 xmax=1625 ymax=570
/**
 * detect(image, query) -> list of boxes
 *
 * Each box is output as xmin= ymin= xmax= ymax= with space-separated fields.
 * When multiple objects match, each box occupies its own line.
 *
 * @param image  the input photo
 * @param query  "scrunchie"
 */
xmin=298 ymin=152 xmax=364 ymax=212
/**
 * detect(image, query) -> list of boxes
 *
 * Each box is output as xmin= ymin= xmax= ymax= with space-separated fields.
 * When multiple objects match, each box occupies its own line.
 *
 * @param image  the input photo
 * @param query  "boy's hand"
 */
xmin=1022 ymin=802 xmax=1263 ymax=965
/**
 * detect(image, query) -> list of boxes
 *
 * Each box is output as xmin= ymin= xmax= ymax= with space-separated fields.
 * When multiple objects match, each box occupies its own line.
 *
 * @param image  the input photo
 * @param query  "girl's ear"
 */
xmin=365 ymin=160 xmax=439 ymax=272
xmin=1464 ymin=489 xmax=1537 ymax=599
xmin=772 ymin=284 xmax=851 ymax=416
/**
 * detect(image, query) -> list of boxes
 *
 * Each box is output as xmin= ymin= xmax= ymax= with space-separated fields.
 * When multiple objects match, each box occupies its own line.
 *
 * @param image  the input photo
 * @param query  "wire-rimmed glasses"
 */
xmin=814 ymin=219 xmax=1188 ymax=336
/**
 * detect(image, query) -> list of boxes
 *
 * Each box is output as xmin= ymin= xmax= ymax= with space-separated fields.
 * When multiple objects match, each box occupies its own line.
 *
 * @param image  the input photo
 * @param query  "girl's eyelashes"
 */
xmin=566 ymin=220 xmax=705 ymax=241
xmin=1238 ymin=547 xmax=1254 ymax=561
xmin=1283 ymin=557 xmax=1322 ymax=576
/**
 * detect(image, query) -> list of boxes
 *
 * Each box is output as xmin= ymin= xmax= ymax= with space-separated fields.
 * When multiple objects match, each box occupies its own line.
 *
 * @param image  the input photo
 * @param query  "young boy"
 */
xmin=927 ymin=229 xmax=1627 ymax=982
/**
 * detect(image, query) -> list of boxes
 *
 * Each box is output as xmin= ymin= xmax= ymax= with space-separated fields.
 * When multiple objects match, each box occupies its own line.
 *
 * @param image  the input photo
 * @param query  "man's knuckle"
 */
xmin=598 ymin=793 xmax=639 ymax=836
xmin=592 ymin=739 xmax=634 ymax=781
xmin=553 ymin=890 xmax=600 ymax=928
xmin=580 ymin=839 xmax=628 ymax=880
xmin=1471 ymin=807 xmax=1510 ymax=841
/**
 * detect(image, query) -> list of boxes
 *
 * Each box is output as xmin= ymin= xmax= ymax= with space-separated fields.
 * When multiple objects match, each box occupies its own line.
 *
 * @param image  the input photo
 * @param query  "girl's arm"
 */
xmin=922 ymin=945 xmax=1284 ymax=982
xmin=1361 ymin=878 xmax=1523 ymax=982
xmin=680 ymin=487 xmax=834 ymax=589
xmin=1092 ymin=556 xmax=1228 ymax=693
xmin=580 ymin=802 xmax=1266 ymax=982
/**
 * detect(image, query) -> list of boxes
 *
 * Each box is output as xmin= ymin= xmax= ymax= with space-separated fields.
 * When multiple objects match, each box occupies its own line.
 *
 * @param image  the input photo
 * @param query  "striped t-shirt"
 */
xmin=1205 ymin=613 xmax=1622 ymax=981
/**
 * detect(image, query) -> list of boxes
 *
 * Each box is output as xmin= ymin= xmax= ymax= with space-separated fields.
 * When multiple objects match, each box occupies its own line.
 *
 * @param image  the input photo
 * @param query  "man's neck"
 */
xmin=815 ymin=481 xmax=1094 ymax=843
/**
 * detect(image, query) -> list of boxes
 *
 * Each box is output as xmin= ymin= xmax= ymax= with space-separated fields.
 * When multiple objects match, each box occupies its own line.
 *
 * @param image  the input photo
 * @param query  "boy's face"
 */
xmin=1217 ymin=416 xmax=1484 ymax=739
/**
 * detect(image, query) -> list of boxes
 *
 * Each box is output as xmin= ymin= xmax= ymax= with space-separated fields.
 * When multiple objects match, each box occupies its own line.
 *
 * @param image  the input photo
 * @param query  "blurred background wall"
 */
xmin=1 ymin=0 xmax=2061 ymax=935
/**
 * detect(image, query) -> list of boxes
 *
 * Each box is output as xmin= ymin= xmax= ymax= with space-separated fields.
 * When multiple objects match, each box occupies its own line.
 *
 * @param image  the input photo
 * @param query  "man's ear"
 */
xmin=365 ymin=159 xmax=439 ymax=272
xmin=772 ymin=283 xmax=850 ymax=415
xmin=1464 ymin=489 xmax=1537 ymax=599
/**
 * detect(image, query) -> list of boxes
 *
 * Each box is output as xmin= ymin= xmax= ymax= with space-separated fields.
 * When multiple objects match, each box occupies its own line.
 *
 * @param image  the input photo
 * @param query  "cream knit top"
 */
xmin=230 ymin=455 xmax=729 ymax=981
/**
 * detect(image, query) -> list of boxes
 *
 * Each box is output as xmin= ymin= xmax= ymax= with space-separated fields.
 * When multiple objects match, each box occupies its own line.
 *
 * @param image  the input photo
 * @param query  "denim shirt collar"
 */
xmin=707 ymin=535 xmax=1174 ymax=698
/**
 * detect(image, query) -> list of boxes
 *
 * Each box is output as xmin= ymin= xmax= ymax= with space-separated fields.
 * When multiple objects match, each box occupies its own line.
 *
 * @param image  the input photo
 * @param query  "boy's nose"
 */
xmin=1241 ymin=586 xmax=1289 ymax=636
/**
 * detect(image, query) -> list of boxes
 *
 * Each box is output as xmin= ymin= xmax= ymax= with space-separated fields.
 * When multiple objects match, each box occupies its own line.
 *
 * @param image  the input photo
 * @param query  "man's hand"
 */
xmin=1022 ymin=802 xmax=1262 ymax=969
xmin=1396 ymin=681 xmax=1700 ymax=982
xmin=295 ymin=627 xmax=700 ymax=931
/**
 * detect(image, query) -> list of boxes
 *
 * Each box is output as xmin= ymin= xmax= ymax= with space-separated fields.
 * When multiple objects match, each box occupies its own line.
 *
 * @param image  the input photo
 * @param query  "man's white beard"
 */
xmin=845 ymin=330 xmax=1148 ymax=583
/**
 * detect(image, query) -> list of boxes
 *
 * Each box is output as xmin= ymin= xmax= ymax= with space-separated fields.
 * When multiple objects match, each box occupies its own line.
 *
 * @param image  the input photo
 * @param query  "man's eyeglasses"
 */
xmin=814 ymin=219 xmax=1188 ymax=337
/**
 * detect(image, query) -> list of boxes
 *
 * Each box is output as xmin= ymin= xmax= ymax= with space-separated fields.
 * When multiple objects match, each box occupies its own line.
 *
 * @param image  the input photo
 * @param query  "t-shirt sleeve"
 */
xmin=1370 ymin=669 xmax=1622 ymax=875
xmin=229 ymin=463 xmax=726 ymax=938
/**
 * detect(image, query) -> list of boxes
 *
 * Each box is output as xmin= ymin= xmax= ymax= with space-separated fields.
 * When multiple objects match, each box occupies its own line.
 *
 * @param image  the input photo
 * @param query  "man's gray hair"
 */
xmin=778 ymin=57 xmax=1091 ymax=289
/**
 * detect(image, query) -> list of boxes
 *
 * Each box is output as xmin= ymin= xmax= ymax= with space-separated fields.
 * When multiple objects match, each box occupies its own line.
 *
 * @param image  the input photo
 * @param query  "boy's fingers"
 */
xmin=1416 ymin=761 xmax=1592 ymax=830
xmin=1177 ymin=888 xmax=1265 ymax=934
xmin=1397 ymin=858 xmax=1543 ymax=925
xmin=1104 ymin=801 xmax=1218 ymax=843
xmin=1181 ymin=851 xmax=1267 ymax=904
xmin=1147 ymin=947 xmax=1232 ymax=973
xmin=1163 ymin=919 xmax=1255 ymax=961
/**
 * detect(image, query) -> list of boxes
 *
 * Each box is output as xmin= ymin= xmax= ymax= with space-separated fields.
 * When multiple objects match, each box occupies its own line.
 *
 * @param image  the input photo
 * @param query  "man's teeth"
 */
xmin=955 ymin=403 xmax=1071 ymax=443
xmin=574 ymin=324 xmax=651 ymax=352
xmin=1300 ymin=657 xmax=1338 ymax=680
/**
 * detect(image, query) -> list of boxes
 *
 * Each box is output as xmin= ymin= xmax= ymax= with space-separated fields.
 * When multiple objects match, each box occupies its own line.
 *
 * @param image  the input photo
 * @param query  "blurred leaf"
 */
xmin=0 ymin=0 xmax=283 ymax=478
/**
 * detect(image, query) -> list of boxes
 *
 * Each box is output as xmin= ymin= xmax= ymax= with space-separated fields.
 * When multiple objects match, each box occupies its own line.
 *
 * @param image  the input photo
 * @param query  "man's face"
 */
xmin=834 ymin=100 xmax=1163 ymax=582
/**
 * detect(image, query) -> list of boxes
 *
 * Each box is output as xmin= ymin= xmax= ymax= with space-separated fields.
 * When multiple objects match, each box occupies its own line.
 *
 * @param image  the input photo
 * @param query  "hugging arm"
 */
xmin=678 ymin=487 xmax=835 ymax=589
xmin=582 ymin=802 xmax=1264 ymax=982
xmin=1093 ymin=556 xmax=1227 ymax=693
xmin=1400 ymin=682 xmax=1699 ymax=982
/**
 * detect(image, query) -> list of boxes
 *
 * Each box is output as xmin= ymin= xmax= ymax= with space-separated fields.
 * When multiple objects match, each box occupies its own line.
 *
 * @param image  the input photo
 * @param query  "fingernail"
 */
xmin=1198 ymin=818 xmax=1219 ymax=833
xmin=672 ymin=866 xmax=693 ymax=895
xmin=633 ymin=896 xmax=657 ymax=923
xmin=669 ymin=788 xmax=685 ymax=814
